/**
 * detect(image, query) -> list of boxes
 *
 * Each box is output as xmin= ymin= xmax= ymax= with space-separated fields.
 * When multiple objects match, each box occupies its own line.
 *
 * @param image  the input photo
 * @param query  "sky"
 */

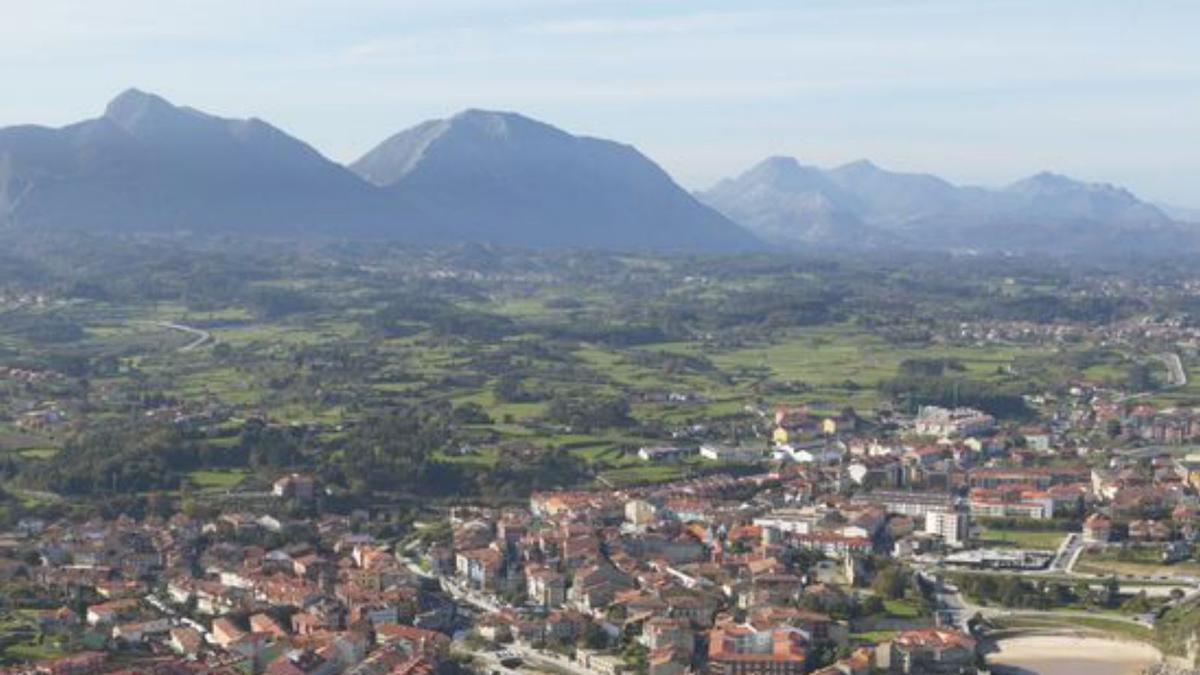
xmin=1 ymin=0 xmax=1197 ymax=206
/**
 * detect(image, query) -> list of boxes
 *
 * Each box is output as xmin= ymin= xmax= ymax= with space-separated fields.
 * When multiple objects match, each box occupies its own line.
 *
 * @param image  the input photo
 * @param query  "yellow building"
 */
xmin=773 ymin=427 xmax=791 ymax=445
xmin=1184 ymin=453 xmax=1200 ymax=490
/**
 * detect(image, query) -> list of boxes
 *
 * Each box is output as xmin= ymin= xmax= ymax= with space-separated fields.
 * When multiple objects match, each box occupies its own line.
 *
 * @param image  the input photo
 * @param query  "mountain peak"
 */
xmin=760 ymin=156 xmax=801 ymax=169
xmin=103 ymin=88 xmax=180 ymax=129
xmin=349 ymin=109 xmax=759 ymax=251
xmin=835 ymin=158 xmax=881 ymax=174
xmin=1007 ymin=171 xmax=1110 ymax=196
xmin=1020 ymin=170 xmax=1072 ymax=186
xmin=450 ymin=108 xmax=526 ymax=122
xmin=444 ymin=108 xmax=566 ymax=142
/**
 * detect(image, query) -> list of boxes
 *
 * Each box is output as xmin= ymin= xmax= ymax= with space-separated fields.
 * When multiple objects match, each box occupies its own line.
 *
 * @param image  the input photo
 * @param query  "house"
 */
xmin=847 ymin=458 xmax=904 ymax=488
xmin=1128 ymin=519 xmax=1172 ymax=542
xmin=273 ymin=473 xmax=318 ymax=500
xmin=887 ymin=629 xmax=976 ymax=674
xmin=699 ymin=444 xmax=763 ymax=464
xmin=32 ymin=607 xmax=78 ymax=634
xmin=924 ymin=511 xmax=968 ymax=548
xmin=707 ymin=624 xmax=809 ymax=675
xmin=790 ymin=532 xmax=873 ymax=558
xmin=849 ymin=490 xmax=956 ymax=518
xmin=212 ymin=617 xmax=247 ymax=648
xmin=375 ymin=624 xmax=451 ymax=658
xmin=968 ymin=488 xmax=1054 ymax=520
xmin=665 ymin=592 xmax=719 ymax=628
xmin=527 ymin=566 xmax=567 ymax=608
xmin=266 ymin=649 xmax=336 ymax=675
xmin=774 ymin=441 xmax=845 ymax=464
xmin=648 ymin=648 xmax=690 ymax=675
xmin=85 ymin=599 xmax=140 ymax=626
xmin=170 ymin=626 xmax=205 ymax=656
xmin=32 ymin=651 xmax=107 ymax=675
xmin=113 ymin=618 xmax=171 ymax=643
xmin=545 ymin=610 xmax=590 ymax=643
xmin=638 ymin=446 xmax=696 ymax=463
xmin=914 ymin=407 xmax=994 ymax=438
xmin=642 ymin=617 xmax=694 ymax=656
xmin=626 ymin=500 xmax=658 ymax=528
xmin=250 ymin=613 xmax=290 ymax=639
xmin=1083 ymin=514 xmax=1113 ymax=544
xmin=456 ymin=547 xmax=504 ymax=591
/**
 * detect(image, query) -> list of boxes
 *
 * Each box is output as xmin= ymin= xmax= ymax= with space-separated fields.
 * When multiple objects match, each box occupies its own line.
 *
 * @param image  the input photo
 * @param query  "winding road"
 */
xmin=1157 ymin=352 xmax=1187 ymax=388
xmin=137 ymin=321 xmax=212 ymax=352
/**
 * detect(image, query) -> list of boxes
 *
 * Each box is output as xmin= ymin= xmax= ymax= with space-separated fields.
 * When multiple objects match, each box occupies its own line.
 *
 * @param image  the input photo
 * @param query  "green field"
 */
xmin=883 ymin=598 xmax=924 ymax=619
xmin=0 ymin=241 xmax=1175 ymax=505
xmin=990 ymin=614 xmax=1153 ymax=642
xmin=1075 ymin=546 xmax=1200 ymax=578
xmin=188 ymin=469 xmax=250 ymax=490
xmin=979 ymin=527 xmax=1069 ymax=550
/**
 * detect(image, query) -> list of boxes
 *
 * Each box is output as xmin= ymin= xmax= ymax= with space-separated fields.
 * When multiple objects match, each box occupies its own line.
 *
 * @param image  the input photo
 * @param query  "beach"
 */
xmin=988 ymin=634 xmax=1162 ymax=675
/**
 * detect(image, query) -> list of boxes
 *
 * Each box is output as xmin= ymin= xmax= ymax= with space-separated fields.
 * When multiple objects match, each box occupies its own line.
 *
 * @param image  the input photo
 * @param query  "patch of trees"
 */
xmin=543 ymin=322 xmax=672 ymax=347
xmin=899 ymin=358 xmax=966 ymax=378
xmin=4 ymin=314 xmax=86 ymax=343
xmin=330 ymin=404 xmax=456 ymax=494
xmin=475 ymin=450 xmax=589 ymax=502
xmin=1127 ymin=361 xmax=1158 ymax=392
xmin=545 ymin=393 xmax=633 ymax=432
xmin=24 ymin=416 xmax=318 ymax=496
xmin=950 ymin=572 xmax=1120 ymax=611
xmin=493 ymin=375 xmax=545 ymax=403
xmin=626 ymin=350 xmax=716 ymax=375
xmin=32 ymin=424 xmax=190 ymax=495
xmin=692 ymin=285 xmax=843 ymax=330
xmin=366 ymin=295 xmax=515 ymax=341
xmin=246 ymin=287 xmax=321 ymax=319
xmin=989 ymin=294 xmax=1146 ymax=324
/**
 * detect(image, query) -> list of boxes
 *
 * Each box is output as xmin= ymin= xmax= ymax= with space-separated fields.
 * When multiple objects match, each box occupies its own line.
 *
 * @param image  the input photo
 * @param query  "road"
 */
xmin=1158 ymin=352 xmax=1187 ymax=388
xmin=1049 ymin=533 xmax=1083 ymax=572
xmin=434 ymin=570 xmax=604 ymax=675
xmin=138 ymin=321 xmax=212 ymax=352
xmin=5 ymin=487 xmax=63 ymax=503
xmin=932 ymin=579 xmax=1151 ymax=630
xmin=1117 ymin=351 xmax=1187 ymax=402
xmin=439 ymin=576 xmax=502 ymax=615
xmin=465 ymin=646 xmax=598 ymax=675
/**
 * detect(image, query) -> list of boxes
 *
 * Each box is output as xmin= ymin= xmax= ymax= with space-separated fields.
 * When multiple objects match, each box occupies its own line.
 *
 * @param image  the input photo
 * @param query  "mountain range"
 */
xmin=0 ymin=89 xmax=756 ymax=253
xmin=699 ymin=156 xmax=1192 ymax=254
xmin=0 ymin=89 xmax=1192 ymax=256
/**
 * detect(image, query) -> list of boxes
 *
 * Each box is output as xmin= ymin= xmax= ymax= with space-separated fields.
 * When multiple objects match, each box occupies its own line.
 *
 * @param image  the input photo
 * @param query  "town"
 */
xmin=5 ymin=391 xmax=1200 ymax=674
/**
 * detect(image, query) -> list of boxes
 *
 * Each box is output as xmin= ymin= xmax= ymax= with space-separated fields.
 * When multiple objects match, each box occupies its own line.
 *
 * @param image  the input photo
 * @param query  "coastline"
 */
xmin=986 ymin=631 xmax=1163 ymax=675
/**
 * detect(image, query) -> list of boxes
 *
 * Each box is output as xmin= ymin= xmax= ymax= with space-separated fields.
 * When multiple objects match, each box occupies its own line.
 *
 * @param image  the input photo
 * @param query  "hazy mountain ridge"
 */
xmin=700 ymin=157 xmax=1194 ymax=254
xmin=0 ymin=89 xmax=393 ymax=236
xmin=1159 ymin=203 xmax=1200 ymax=223
xmin=351 ymin=109 xmax=760 ymax=251
xmin=0 ymin=91 xmax=760 ymax=253
xmin=3 ymin=89 xmax=1192 ymax=256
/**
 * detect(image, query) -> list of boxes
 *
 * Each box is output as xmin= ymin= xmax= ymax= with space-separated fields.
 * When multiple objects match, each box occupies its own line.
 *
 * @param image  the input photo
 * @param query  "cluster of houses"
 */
xmin=10 ymin=384 xmax=1200 ymax=675
xmin=429 ymin=475 xmax=983 ymax=675
xmin=0 ymin=366 xmax=65 ymax=385
xmin=0 ymin=510 xmax=453 ymax=675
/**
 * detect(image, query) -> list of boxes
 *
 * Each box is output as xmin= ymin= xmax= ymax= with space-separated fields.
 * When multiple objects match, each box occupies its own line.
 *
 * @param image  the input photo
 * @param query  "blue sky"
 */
xmin=2 ymin=0 xmax=1197 ymax=205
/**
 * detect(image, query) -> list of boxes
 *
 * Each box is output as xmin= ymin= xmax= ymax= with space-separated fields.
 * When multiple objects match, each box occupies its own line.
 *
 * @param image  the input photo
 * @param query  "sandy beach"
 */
xmin=988 ymin=634 xmax=1161 ymax=675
